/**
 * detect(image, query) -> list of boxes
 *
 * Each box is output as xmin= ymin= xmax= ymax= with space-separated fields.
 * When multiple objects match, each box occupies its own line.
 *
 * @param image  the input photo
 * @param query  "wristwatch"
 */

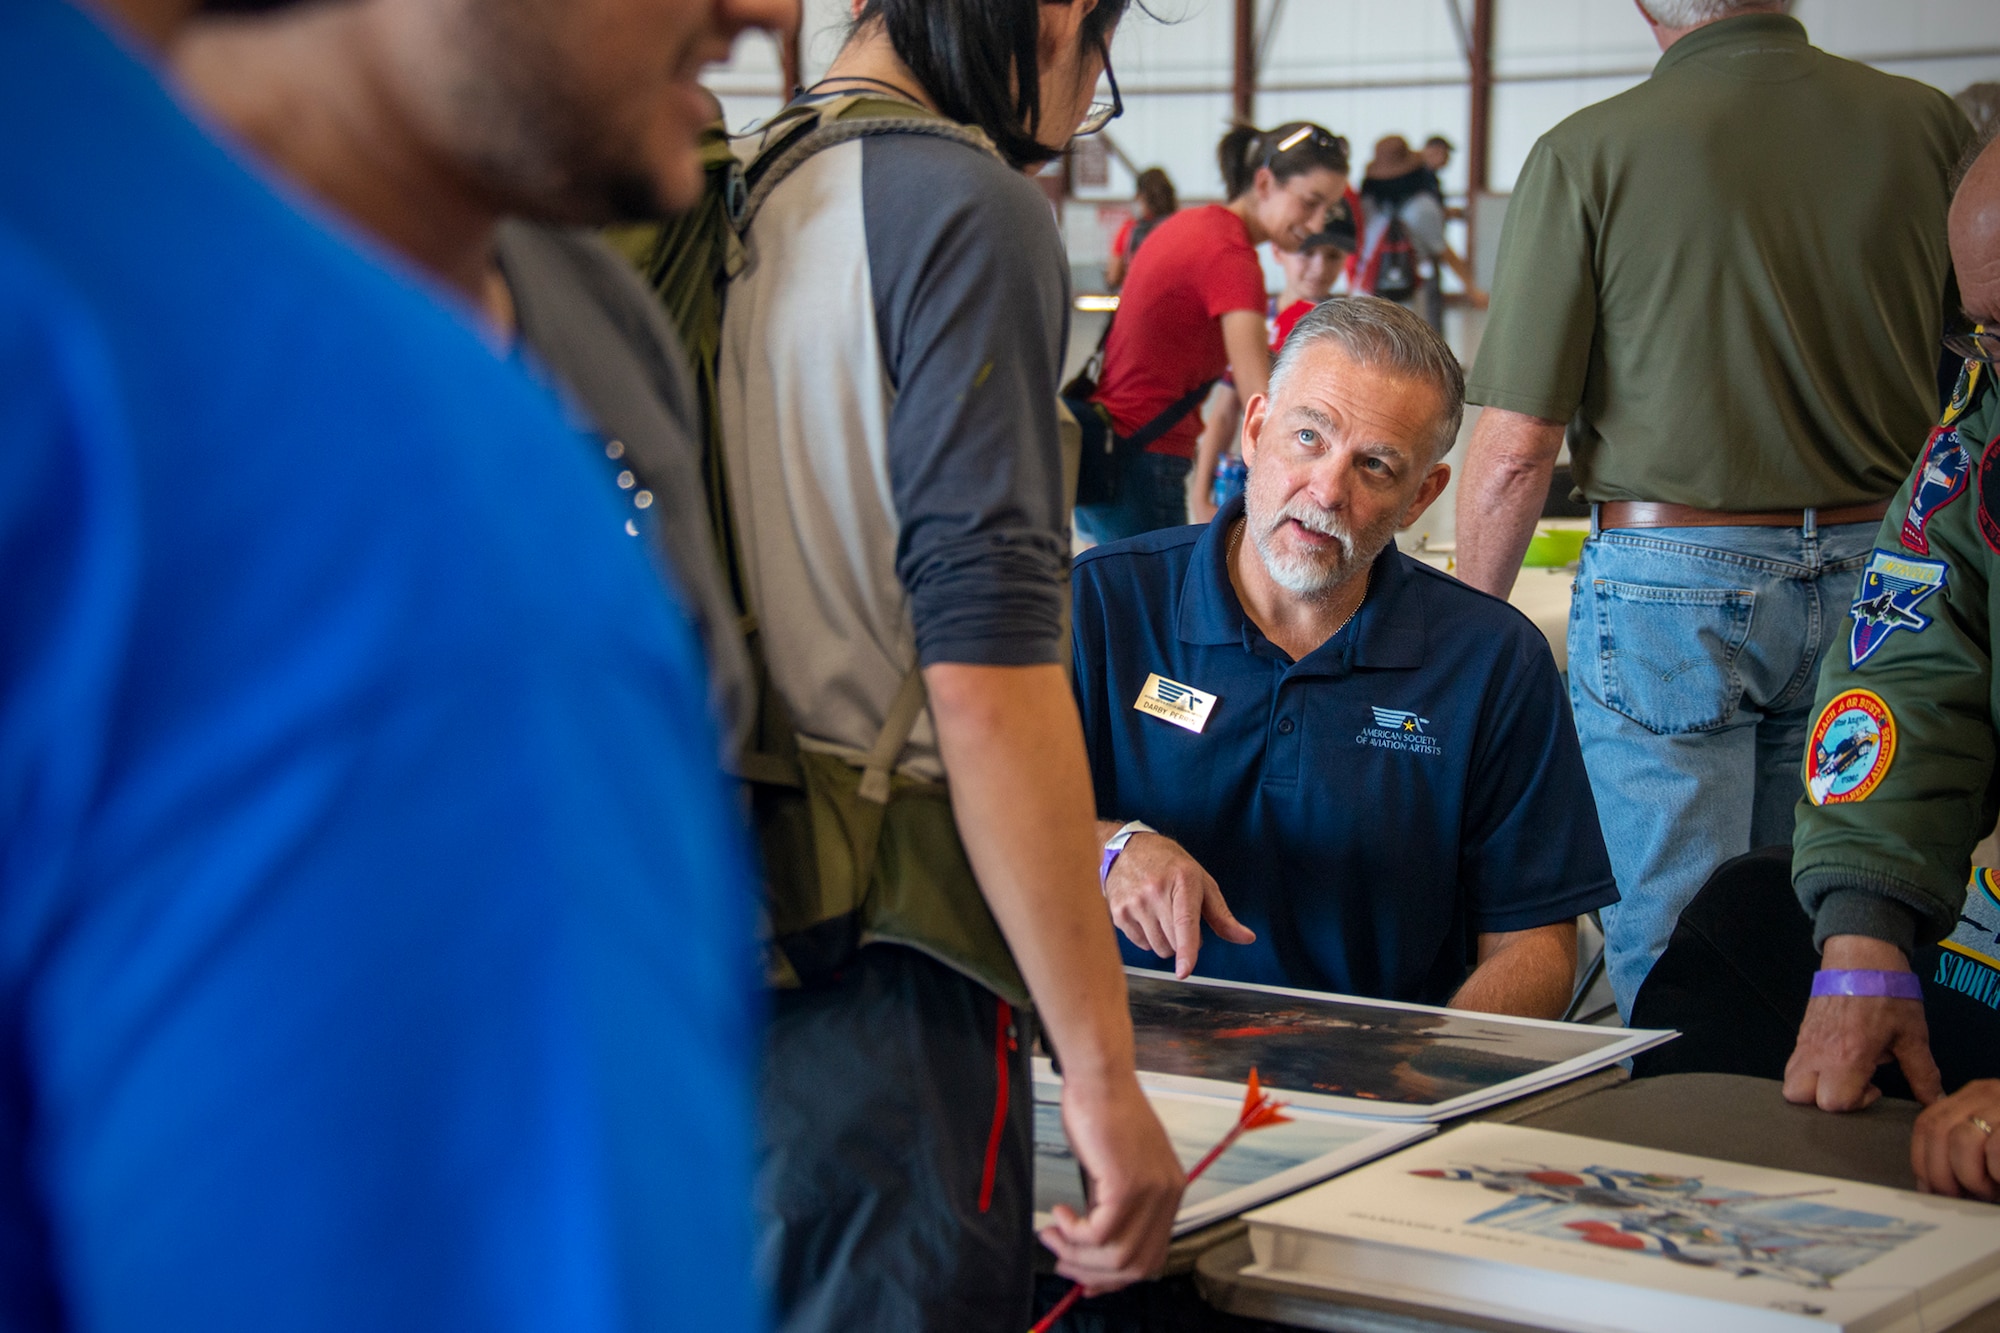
xmin=1099 ymin=820 xmax=1155 ymax=888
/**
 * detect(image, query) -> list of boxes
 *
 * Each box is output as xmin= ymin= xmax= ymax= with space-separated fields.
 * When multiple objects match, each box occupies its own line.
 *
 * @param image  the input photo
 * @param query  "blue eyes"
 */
xmin=1290 ymin=428 xmax=1396 ymax=478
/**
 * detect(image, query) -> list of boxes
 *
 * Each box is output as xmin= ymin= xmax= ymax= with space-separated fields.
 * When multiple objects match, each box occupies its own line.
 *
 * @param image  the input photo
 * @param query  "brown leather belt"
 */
xmin=1596 ymin=499 xmax=1892 ymax=530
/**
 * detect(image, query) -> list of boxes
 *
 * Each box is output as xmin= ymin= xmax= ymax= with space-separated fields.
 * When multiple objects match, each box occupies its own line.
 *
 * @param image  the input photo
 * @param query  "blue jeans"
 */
xmin=1569 ymin=518 xmax=1877 ymax=1018
xmin=1075 ymin=451 xmax=1191 ymax=545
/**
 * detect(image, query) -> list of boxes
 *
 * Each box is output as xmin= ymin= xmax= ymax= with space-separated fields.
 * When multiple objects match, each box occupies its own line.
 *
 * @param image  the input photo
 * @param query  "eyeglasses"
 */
xmin=1944 ymin=326 xmax=1999 ymax=366
xmin=1074 ymin=57 xmax=1122 ymax=139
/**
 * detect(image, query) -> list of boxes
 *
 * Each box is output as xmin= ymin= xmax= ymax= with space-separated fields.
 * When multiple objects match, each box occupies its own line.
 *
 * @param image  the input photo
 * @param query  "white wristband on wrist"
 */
xmin=1104 ymin=820 xmax=1155 ymax=852
xmin=1099 ymin=820 xmax=1156 ymax=890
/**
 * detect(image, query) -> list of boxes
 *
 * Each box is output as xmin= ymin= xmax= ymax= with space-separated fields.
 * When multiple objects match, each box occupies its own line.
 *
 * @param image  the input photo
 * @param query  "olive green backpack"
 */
xmin=622 ymin=97 xmax=1031 ymax=1007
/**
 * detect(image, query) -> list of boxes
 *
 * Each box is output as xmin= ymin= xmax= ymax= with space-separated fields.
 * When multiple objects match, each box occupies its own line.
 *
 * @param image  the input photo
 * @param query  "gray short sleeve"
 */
xmin=862 ymin=136 xmax=1071 ymax=667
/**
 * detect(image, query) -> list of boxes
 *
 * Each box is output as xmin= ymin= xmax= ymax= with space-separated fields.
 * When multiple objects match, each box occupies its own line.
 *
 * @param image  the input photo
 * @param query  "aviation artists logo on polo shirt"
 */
xmin=1359 ymin=706 xmax=1442 ymax=756
xmin=1134 ymin=673 xmax=1218 ymax=733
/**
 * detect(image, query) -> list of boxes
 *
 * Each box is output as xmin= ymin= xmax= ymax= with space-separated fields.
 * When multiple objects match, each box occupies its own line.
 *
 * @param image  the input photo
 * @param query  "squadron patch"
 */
xmin=1981 ymin=436 xmax=2000 ymax=556
xmin=1942 ymin=359 xmax=1984 ymax=429
xmin=1806 ymin=689 xmax=1896 ymax=807
xmin=1935 ymin=867 xmax=2000 ymax=1009
xmin=1848 ymin=549 xmax=1947 ymax=668
xmin=1900 ymin=424 xmax=1971 ymax=555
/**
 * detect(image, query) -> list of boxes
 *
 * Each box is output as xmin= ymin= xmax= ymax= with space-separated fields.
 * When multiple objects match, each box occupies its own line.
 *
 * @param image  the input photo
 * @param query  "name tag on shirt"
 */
xmin=1134 ymin=673 xmax=1218 ymax=733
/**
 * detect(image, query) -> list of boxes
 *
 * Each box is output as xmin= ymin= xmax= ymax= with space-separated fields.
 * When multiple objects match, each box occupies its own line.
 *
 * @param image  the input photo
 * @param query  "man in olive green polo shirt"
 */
xmin=1454 ymin=0 xmax=1969 ymax=1018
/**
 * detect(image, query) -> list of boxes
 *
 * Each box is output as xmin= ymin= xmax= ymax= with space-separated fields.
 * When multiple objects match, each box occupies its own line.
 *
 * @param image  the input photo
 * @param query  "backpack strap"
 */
xmin=858 ymin=669 xmax=928 ymax=805
xmin=719 ymin=97 xmax=994 ymax=795
xmin=724 ymin=98 xmax=1000 ymax=278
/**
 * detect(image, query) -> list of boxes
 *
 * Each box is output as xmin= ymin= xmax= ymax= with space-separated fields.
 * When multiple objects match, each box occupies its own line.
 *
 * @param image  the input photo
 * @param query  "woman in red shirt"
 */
xmin=1074 ymin=121 xmax=1347 ymax=542
xmin=1199 ymin=200 xmax=1358 ymax=510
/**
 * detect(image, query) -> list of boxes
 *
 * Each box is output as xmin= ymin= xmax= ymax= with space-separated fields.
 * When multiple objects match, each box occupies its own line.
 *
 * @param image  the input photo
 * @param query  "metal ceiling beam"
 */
xmin=1468 ymin=0 xmax=1494 ymax=198
xmin=1097 ymin=45 xmax=2000 ymax=99
xmin=1443 ymin=0 xmax=1472 ymax=65
xmin=1256 ymin=0 xmax=1291 ymax=74
xmin=779 ymin=16 xmax=802 ymax=96
xmin=1233 ymin=0 xmax=1257 ymax=123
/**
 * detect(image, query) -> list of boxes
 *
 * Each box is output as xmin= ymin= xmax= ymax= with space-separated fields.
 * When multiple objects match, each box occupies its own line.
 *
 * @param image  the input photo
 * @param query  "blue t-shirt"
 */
xmin=1073 ymin=500 xmax=1618 ymax=1005
xmin=0 ymin=5 xmax=757 ymax=1330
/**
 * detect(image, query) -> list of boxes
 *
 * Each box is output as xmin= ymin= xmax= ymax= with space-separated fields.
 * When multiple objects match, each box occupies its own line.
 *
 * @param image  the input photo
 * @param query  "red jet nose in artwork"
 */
xmin=1565 ymin=1221 xmax=1649 ymax=1252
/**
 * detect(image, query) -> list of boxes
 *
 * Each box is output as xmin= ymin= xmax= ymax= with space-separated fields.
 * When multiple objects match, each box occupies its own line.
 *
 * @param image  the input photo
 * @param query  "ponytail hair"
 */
xmin=856 ymin=0 xmax=1136 ymax=170
xmin=1217 ymin=121 xmax=1350 ymax=200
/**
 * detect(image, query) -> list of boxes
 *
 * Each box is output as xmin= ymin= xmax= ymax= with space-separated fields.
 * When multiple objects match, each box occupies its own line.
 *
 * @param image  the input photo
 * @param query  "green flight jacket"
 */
xmin=1794 ymin=359 xmax=1999 ymax=956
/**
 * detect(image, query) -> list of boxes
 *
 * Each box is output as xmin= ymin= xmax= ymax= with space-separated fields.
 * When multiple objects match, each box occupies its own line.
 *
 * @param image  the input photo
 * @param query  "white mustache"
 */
xmin=1279 ymin=500 xmax=1352 ymax=550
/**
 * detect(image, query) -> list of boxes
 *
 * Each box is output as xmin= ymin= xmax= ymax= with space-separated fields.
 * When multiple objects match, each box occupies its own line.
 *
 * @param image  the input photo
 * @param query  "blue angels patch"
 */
xmin=1899 ymin=425 xmax=1971 ymax=555
xmin=1935 ymin=867 xmax=2000 ymax=1010
xmin=1848 ymin=550 xmax=1947 ymax=668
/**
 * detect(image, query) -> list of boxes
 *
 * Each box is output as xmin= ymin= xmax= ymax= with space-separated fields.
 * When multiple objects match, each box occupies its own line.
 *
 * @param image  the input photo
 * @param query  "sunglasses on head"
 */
xmin=1265 ymin=125 xmax=1344 ymax=166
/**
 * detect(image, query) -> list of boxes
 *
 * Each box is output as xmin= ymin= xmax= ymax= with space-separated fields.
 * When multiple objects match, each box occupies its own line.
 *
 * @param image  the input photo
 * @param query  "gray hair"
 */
xmin=1958 ymin=81 xmax=2000 ymax=142
xmin=1269 ymin=296 xmax=1465 ymax=463
xmin=1637 ymin=0 xmax=1793 ymax=27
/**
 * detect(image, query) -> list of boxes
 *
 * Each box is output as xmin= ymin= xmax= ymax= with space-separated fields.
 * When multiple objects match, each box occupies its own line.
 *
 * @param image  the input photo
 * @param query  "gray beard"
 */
xmin=1248 ymin=497 xmax=1394 ymax=600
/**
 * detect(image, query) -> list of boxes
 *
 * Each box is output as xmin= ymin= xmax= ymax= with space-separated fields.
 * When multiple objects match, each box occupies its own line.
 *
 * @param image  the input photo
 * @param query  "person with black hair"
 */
xmin=1076 ymin=120 xmax=1347 ymax=538
xmin=1422 ymin=134 xmax=1455 ymax=179
xmin=717 ymin=2 xmax=1184 ymax=1329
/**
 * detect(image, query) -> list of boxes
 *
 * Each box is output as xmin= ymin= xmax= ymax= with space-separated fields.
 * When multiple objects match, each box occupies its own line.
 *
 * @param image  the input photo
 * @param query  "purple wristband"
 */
xmin=1811 ymin=969 xmax=1923 ymax=1000
xmin=1099 ymin=846 xmax=1122 ymax=887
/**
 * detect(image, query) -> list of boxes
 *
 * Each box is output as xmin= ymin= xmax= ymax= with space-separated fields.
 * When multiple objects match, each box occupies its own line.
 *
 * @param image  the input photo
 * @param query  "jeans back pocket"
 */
xmin=1588 ymin=578 xmax=1755 ymax=735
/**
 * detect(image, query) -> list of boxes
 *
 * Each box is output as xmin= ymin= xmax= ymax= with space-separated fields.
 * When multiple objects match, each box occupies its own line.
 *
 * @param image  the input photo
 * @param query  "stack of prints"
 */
xmin=1244 ymin=1123 xmax=2000 ymax=1332
xmin=1031 ymin=1067 xmax=1431 ymax=1237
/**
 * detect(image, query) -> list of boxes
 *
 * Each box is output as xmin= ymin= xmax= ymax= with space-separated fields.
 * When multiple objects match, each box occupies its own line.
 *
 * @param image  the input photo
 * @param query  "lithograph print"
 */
xmin=1124 ymin=970 xmax=1670 ymax=1119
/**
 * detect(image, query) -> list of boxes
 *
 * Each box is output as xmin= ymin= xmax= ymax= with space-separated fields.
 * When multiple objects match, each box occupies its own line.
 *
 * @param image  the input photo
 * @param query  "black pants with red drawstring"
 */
xmin=758 ymin=945 xmax=1035 ymax=1333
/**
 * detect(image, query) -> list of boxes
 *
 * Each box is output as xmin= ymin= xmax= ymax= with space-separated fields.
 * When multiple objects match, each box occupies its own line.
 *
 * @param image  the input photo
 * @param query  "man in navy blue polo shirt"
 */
xmin=1074 ymin=297 xmax=1616 ymax=1016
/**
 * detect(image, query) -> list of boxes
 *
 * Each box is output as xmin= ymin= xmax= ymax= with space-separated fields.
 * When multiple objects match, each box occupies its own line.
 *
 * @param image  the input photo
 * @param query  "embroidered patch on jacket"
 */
xmin=1936 ymin=866 xmax=2000 ymax=1008
xmin=1356 ymin=706 xmax=1441 ymax=756
xmin=1980 ymin=436 xmax=2000 ymax=556
xmin=1806 ymin=689 xmax=1896 ymax=806
xmin=1900 ymin=424 xmax=1970 ymax=555
xmin=1133 ymin=673 xmax=1218 ymax=733
xmin=1943 ymin=359 xmax=1984 ymax=429
xmin=1848 ymin=550 xmax=1947 ymax=668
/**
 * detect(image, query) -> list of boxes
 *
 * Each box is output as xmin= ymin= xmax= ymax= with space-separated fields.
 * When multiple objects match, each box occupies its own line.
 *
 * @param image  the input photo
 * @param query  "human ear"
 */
xmin=1038 ymin=0 xmax=1096 ymax=63
xmin=1241 ymin=393 xmax=1271 ymax=467
xmin=1397 ymin=462 xmax=1452 ymax=530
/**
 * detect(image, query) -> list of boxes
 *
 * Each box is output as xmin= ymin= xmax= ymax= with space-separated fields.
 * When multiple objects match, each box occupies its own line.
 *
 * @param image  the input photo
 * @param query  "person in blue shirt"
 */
xmin=0 ymin=1 xmax=771 ymax=1329
xmin=1073 ymin=296 xmax=1617 ymax=1017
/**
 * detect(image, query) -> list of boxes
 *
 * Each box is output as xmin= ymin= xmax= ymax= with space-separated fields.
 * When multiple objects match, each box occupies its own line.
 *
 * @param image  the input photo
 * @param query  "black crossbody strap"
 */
xmin=1122 ymin=378 xmax=1219 ymax=452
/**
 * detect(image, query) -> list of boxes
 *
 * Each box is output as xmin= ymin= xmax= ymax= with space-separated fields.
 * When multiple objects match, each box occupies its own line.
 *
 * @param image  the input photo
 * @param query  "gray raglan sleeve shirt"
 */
xmin=862 ymin=135 xmax=1073 ymax=668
